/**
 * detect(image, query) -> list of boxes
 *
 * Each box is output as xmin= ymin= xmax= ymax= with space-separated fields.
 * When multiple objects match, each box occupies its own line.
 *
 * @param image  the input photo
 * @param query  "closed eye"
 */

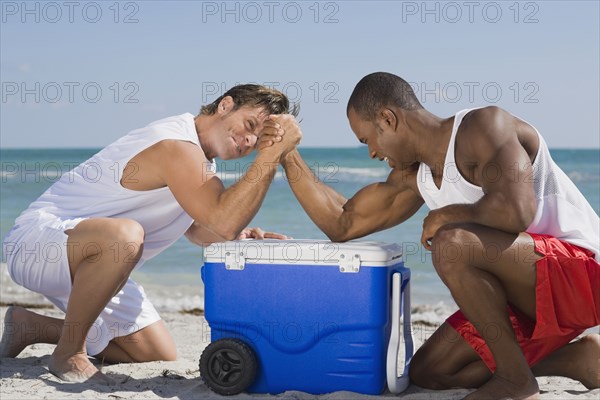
xmin=248 ymin=120 xmax=258 ymax=149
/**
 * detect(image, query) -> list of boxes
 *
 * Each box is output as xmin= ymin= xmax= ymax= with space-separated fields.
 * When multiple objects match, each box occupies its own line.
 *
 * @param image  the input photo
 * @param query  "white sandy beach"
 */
xmin=1 ymin=310 xmax=599 ymax=399
xmin=1 ymin=268 xmax=599 ymax=399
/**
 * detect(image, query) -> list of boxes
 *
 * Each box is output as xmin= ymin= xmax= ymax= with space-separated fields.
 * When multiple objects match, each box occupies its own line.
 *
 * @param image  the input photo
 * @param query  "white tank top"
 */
xmin=8 ymin=113 xmax=216 ymax=262
xmin=417 ymin=108 xmax=599 ymax=260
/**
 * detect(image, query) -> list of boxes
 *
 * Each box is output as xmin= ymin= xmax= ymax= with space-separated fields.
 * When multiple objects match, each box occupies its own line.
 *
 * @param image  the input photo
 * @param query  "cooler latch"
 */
xmin=339 ymin=253 xmax=361 ymax=273
xmin=225 ymin=251 xmax=246 ymax=271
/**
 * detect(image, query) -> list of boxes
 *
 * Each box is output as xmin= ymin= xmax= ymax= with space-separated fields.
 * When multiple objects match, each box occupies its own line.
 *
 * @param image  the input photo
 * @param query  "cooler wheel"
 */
xmin=199 ymin=338 xmax=258 ymax=395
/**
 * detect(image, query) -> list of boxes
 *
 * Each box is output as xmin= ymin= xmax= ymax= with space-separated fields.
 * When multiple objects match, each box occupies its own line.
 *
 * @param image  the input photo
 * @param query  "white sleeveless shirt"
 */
xmin=7 ymin=113 xmax=216 ymax=262
xmin=417 ymin=108 xmax=599 ymax=260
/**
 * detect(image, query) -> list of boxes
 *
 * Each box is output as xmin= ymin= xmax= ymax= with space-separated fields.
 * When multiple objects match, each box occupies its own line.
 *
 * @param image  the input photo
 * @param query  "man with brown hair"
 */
xmin=277 ymin=72 xmax=599 ymax=399
xmin=1 ymin=84 xmax=301 ymax=382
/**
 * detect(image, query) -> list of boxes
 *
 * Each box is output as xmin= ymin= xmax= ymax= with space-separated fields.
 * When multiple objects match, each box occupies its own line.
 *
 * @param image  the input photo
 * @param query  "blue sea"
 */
xmin=1 ymin=148 xmax=598 ymax=310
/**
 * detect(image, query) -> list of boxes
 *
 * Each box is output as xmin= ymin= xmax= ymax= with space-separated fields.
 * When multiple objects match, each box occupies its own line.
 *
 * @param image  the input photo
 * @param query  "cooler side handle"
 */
xmin=386 ymin=272 xmax=414 ymax=393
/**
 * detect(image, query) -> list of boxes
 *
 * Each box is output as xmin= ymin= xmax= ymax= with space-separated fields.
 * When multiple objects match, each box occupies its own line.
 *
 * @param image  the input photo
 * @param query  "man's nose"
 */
xmin=369 ymin=145 xmax=377 ymax=159
xmin=245 ymin=134 xmax=257 ymax=148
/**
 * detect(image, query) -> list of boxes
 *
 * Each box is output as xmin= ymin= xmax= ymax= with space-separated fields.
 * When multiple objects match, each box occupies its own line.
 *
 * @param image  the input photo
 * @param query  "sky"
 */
xmin=1 ymin=0 xmax=599 ymax=148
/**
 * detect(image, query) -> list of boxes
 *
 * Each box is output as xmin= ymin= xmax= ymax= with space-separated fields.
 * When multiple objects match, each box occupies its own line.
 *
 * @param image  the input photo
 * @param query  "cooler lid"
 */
xmin=203 ymin=239 xmax=402 ymax=266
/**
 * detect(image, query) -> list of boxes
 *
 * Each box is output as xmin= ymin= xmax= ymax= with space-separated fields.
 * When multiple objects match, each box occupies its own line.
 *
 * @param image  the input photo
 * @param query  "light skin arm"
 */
xmin=161 ymin=119 xmax=301 ymax=242
xmin=184 ymin=224 xmax=289 ymax=246
xmin=185 ymin=222 xmax=230 ymax=246
xmin=421 ymin=107 xmax=537 ymax=249
xmin=281 ymin=149 xmax=425 ymax=242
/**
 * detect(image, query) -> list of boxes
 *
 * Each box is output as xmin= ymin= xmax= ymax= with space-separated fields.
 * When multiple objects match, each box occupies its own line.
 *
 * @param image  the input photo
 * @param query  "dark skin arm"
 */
xmin=282 ymin=148 xmax=425 ymax=242
xmin=421 ymin=106 xmax=538 ymax=249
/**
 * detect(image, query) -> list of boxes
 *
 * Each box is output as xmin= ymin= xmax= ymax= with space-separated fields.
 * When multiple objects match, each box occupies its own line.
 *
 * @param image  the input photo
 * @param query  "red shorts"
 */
xmin=447 ymin=233 xmax=600 ymax=371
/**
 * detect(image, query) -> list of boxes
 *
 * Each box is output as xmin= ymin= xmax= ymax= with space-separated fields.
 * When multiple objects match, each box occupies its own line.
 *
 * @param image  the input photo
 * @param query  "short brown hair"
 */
xmin=200 ymin=84 xmax=299 ymax=117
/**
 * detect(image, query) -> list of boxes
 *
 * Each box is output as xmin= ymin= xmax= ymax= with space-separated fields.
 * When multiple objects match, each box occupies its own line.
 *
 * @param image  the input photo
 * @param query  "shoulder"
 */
xmin=146 ymin=139 xmax=209 ymax=174
xmin=458 ymin=106 xmax=518 ymax=161
xmin=153 ymin=139 xmax=217 ymax=187
xmin=154 ymin=138 xmax=203 ymax=156
xmin=147 ymin=113 xmax=193 ymax=129
xmin=461 ymin=106 xmax=516 ymax=144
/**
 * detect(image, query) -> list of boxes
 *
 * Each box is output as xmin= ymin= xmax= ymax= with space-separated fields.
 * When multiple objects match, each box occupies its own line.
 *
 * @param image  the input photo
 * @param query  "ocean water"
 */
xmin=1 ymin=148 xmax=598 ymax=311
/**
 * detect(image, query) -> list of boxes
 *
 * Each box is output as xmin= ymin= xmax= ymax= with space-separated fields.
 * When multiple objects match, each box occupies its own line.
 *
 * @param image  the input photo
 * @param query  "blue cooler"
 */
xmin=200 ymin=239 xmax=413 ymax=395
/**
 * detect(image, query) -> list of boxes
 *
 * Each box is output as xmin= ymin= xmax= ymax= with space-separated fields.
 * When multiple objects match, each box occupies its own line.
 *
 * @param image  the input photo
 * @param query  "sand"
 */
xmin=1 ymin=305 xmax=598 ymax=400
xmin=1 ymin=262 xmax=597 ymax=399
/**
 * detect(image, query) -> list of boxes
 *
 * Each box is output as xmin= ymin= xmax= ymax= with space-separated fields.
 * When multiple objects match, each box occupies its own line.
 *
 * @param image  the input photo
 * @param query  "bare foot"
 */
xmin=571 ymin=334 xmax=600 ymax=390
xmin=464 ymin=372 xmax=539 ymax=400
xmin=48 ymin=351 xmax=113 ymax=384
xmin=0 ymin=306 xmax=30 ymax=358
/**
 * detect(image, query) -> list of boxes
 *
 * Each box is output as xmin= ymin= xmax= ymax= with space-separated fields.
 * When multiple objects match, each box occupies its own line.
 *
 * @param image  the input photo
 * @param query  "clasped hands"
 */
xmin=256 ymin=114 xmax=302 ymax=161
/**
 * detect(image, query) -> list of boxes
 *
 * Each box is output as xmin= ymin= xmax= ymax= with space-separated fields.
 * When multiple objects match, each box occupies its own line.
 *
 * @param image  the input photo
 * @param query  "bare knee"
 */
xmin=91 ymin=219 xmax=144 ymax=278
xmin=65 ymin=219 xmax=146 ymax=284
xmin=108 ymin=219 xmax=145 ymax=267
xmin=99 ymin=340 xmax=177 ymax=364
xmin=116 ymin=320 xmax=177 ymax=363
xmin=431 ymin=224 xmax=476 ymax=279
xmin=131 ymin=345 xmax=177 ymax=362
xmin=155 ymin=347 xmax=177 ymax=362
xmin=579 ymin=333 xmax=600 ymax=352
xmin=112 ymin=219 xmax=145 ymax=248
xmin=132 ymin=343 xmax=177 ymax=363
xmin=410 ymin=348 xmax=447 ymax=390
xmin=409 ymin=350 xmax=432 ymax=388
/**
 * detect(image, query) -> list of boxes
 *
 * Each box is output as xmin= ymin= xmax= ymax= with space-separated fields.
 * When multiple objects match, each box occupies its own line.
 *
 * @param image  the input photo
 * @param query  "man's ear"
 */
xmin=375 ymin=108 xmax=398 ymax=133
xmin=218 ymin=96 xmax=235 ymax=115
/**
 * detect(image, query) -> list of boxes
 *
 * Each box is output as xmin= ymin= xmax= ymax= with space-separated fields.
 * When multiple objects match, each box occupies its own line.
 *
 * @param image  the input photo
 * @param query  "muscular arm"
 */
xmin=282 ymin=149 xmax=424 ymax=242
xmin=421 ymin=107 xmax=537 ymax=247
xmin=161 ymin=141 xmax=282 ymax=240
xmin=185 ymin=221 xmax=230 ymax=246
xmin=159 ymin=118 xmax=300 ymax=242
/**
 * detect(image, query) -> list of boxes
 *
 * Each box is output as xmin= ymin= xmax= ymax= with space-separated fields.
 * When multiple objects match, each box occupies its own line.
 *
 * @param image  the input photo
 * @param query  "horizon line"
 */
xmin=1 ymin=146 xmax=599 ymax=151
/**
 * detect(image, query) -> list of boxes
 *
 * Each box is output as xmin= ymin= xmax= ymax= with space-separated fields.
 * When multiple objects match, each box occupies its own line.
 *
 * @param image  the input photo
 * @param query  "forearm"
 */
xmin=281 ymin=150 xmax=350 ymax=239
xmin=185 ymin=223 xmax=229 ymax=247
xmin=438 ymin=194 xmax=534 ymax=234
xmin=207 ymin=152 xmax=279 ymax=239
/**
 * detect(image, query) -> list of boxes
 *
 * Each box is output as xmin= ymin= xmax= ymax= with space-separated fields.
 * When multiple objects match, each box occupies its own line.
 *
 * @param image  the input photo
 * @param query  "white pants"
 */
xmin=2 ymin=211 xmax=161 ymax=356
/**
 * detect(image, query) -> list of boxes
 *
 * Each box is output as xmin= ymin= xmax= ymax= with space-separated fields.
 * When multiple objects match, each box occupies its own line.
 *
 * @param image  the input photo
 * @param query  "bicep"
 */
xmin=340 ymin=171 xmax=424 ymax=238
xmin=160 ymin=140 xmax=224 ymax=223
xmin=466 ymin=108 xmax=536 ymax=210
xmin=473 ymin=120 xmax=537 ymax=228
xmin=479 ymin=137 xmax=535 ymax=205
